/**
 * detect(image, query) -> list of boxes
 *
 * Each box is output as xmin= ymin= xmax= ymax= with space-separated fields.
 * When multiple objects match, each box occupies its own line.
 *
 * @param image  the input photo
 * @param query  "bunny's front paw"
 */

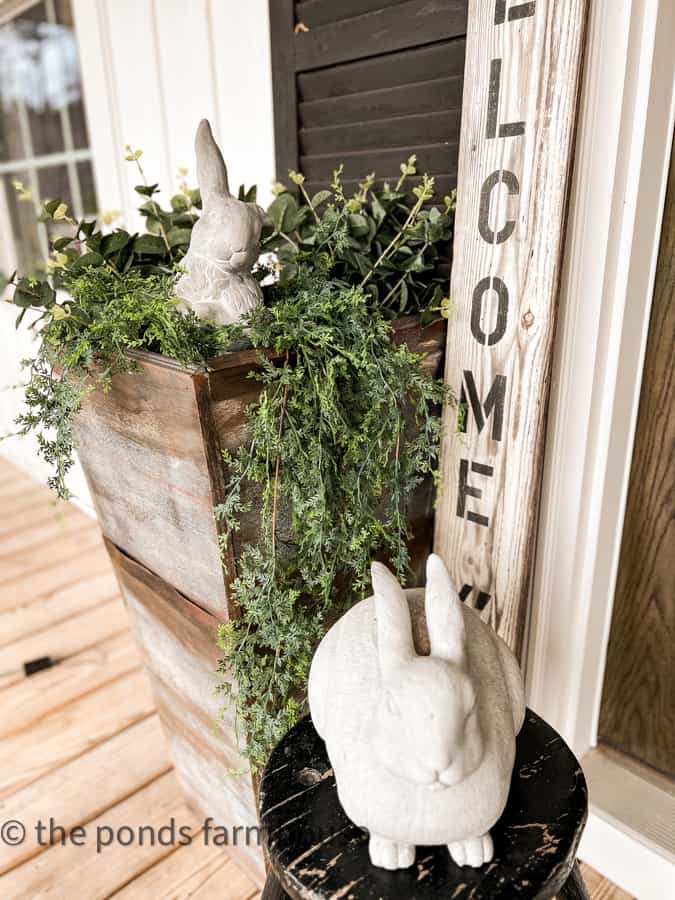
xmin=448 ymin=832 xmax=493 ymax=868
xmin=369 ymin=834 xmax=415 ymax=870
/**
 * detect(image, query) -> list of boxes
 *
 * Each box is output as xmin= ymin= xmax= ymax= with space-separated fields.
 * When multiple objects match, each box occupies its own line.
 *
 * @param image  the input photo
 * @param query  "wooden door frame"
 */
xmin=524 ymin=0 xmax=675 ymax=894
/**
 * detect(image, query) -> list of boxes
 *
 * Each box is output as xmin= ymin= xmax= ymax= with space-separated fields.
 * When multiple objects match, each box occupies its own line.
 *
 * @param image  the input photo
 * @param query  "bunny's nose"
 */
xmin=440 ymin=761 xmax=464 ymax=787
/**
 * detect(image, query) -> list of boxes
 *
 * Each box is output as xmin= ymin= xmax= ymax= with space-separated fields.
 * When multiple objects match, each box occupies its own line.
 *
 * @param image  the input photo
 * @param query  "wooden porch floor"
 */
xmin=0 ymin=458 xmax=631 ymax=899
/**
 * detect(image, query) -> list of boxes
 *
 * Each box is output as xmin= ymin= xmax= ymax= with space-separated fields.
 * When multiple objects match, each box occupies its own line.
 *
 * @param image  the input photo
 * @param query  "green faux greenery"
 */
xmin=263 ymin=158 xmax=455 ymax=315
xmin=215 ymin=267 xmax=449 ymax=770
xmin=3 ymin=152 xmax=455 ymax=771
xmin=4 ymin=155 xmax=454 ymax=501
xmin=11 ymin=267 xmax=225 ymax=497
xmin=4 ymin=151 xmax=220 ymax=497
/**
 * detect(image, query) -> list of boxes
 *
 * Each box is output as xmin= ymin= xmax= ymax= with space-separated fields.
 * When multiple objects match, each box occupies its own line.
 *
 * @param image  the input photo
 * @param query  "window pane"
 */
xmin=0 ymin=0 xmax=90 ymax=160
xmin=77 ymin=160 xmax=97 ymax=215
xmin=66 ymin=97 xmax=89 ymax=149
xmin=39 ymin=164 xmax=75 ymax=244
xmin=55 ymin=0 xmax=91 ymax=149
xmin=38 ymin=162 xmax=70 ymax=204
xmin=54 ymin=0 xmax=75 ymax=27
xmin=0 ymin=98 xmax=24 ymax=162
xmin=0 ymin=0 xmax=97 ymax=274
xmin=2 ymin=172 xmax=44 ymax=275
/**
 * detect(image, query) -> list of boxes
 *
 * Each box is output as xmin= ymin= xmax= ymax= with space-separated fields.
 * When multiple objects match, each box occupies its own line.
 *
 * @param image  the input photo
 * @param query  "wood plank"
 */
xmin=0 ymin=715 xmax=171 ymax=875
xmin=0 ymin=771 xmax=199 ymax=900
xmin=598 ymin=145 xmax=675 ymax=776
xmin=299 ymin=76 xmax=464 ymax=128
xmin=0 ymin=504 xmax=86 ymax=557
xmin=269 ymin=0 xmax=299 ymax=179
xmin=300 ymin=109 xmax=462 ymax=156
xmin=580 ymin=863 xmax=635 ymax=900
xmin=0 ymin=476 xmax=47 ymax=500
xmin=0 ymin=521 xmax=103 ymax=584
xmin=183 ymin=857 xmax=260 ymax=899
xmin=0 ymin=498 xmax=76 ymax=541
xmin=0 ymin=569 xmax=119 ymax=645
xmin=73 ymin=354 xmax=228 ymax=616
xmin=300 ymin=142 xmax=458 ymax=181
xmin=0 ymin=596 xmax=130 ymax=689
xmin=434 ymin=0 xmax=588 ymax=654
xmin=0 ymin=541 xmax=110 ymax=612
xmin=0 ymin=487 xmax=64 ymax=525
xmin=0 ymin=631 xmax=140 ymax=738
xmin=293 ymin=0 xmax=467 ymax=71
xmin=0 ymin=668 xmax=155 ymax=798
xmin=0 ymin=460 xmax=24 ymax=483
xmin=109 ymin=838 xmax=256 ymax=899
xmin=297 ymin=36 xmax=466 ymax=102
xmin=296 ymin=0 xmax=410 ymax=30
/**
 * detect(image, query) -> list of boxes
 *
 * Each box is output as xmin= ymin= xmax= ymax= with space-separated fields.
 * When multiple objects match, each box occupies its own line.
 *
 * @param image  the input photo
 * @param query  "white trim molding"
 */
xmin=525 ymin=0 xmax=675 ymax=894
xmin=581 ymin=810 xmax=675 ymax=900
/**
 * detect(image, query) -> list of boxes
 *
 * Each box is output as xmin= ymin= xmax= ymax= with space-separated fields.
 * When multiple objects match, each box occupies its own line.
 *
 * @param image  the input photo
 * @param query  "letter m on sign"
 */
xmin=460 ymin=370 xmax=507 ymax=442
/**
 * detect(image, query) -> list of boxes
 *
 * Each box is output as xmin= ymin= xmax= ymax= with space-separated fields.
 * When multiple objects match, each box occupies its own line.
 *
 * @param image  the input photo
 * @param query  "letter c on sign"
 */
xmin=478 ymin=170 xmax=520 ymax=244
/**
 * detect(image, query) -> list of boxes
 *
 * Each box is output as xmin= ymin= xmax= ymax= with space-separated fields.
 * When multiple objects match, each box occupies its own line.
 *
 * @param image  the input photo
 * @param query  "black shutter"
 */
xmin=269 ymin=0 xmax=467 ymax=198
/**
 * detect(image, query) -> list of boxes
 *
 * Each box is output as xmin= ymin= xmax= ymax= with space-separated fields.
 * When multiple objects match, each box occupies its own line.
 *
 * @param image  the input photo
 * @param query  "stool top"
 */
xmin=260 ymin=709 xmax=587 ymax=900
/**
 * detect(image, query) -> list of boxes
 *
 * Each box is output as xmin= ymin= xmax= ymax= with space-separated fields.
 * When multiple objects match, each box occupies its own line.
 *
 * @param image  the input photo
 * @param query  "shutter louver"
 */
xmin=269 ymin=0 xmax=468 ymax=197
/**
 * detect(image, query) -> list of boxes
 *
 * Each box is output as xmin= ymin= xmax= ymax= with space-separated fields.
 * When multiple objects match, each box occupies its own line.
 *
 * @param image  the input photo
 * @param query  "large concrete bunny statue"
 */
xmin=176 ymin=119 xmax=264 ymax=325
xmin=308 ymin=554 xmax=525 ymax=871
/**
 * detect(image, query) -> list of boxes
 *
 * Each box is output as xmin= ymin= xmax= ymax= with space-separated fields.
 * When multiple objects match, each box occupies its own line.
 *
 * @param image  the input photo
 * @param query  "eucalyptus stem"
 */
xmin=359 ymin=178 xmax=433 ymax=290
xmin=127 ymin=148 xmax=172 ymax=257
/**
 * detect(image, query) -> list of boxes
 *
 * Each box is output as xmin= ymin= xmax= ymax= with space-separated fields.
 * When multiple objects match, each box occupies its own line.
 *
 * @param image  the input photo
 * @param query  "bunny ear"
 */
xmin=425 ymin=554 xmax=466 ymax=668
xmin=195 ymin=119 xmax=231 ymax=202
xmin=372 ymin=562 xmax=414 ymax=680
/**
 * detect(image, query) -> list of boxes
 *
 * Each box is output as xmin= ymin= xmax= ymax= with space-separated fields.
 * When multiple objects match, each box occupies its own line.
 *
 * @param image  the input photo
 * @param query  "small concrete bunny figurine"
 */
xmin=308 ymin=554 xmax=525 ymax=871
xmin=176 ymin=119 xmax=265 ymax=325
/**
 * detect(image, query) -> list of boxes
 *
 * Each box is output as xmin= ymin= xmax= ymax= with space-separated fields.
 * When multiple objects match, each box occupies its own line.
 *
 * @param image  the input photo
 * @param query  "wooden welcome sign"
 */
xmin=434 ymin=0 xmax=588 ymax=656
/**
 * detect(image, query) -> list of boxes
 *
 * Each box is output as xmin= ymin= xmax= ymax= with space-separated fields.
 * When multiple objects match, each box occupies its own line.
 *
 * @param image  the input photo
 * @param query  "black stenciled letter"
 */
xmin=460 ymin=370 xmax=507 ymax=441
xmin=495 ymin=0 xmax=536 ymax=25
xmin=456 ymin=459 xmax=494 ymax=527
xmin=487 ymin=59 xmax=525 ymax=139
xmin=479 ymin=169 xmax=520 ymax=245
xmin=471 ymin=277 xmax=509 ymax=346
xmin=459 ymin=584 xmax=492 ymax=611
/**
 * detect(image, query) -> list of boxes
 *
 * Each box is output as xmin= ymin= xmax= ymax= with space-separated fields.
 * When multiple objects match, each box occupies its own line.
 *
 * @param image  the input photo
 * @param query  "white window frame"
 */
xmin=525 ymin=0 xmax=675 ymax=896
xmin=0 ymin=0 xmax=96 ymax=266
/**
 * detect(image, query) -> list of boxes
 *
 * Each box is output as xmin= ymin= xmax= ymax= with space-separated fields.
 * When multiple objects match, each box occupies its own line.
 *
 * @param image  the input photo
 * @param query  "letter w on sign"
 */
xmin=434 ymin=0 xmax=588 ymax=657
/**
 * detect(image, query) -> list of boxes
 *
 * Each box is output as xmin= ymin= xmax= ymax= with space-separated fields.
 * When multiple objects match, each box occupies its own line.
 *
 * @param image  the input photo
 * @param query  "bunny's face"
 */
xmin=370 ymin=555 xmax=485 ymax=791
xmin=187 ymin=119 xmax=265 ymax=271
xmin=372 ymin=656 xmax=484 ymax=788
xmin=197 ymin=199 xmax=264 ymax=271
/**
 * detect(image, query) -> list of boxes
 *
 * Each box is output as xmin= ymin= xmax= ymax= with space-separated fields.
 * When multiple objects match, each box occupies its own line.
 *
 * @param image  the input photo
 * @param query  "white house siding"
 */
xmin=0 ymin=0 xmax=275 ymax=504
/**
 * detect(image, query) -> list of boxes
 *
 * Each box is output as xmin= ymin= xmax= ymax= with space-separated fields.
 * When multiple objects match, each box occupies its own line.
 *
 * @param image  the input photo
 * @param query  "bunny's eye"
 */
xmin=386 ymin=692 xmax=400 ymax=717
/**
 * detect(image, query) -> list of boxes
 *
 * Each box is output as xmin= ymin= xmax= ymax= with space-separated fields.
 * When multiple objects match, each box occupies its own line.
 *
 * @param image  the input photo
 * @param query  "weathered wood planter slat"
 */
xmin=73 ymin=316 xmax=446 ymax=887
xmin=74 ymin=316 xmax=447 ymax=618
xmin=104 ymin=539 xmax=265 ymax=884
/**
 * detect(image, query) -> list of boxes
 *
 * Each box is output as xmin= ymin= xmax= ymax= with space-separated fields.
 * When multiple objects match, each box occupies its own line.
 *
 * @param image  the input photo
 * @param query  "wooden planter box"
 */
xmin=74 ymin=316 xmax=445 ymax=886
xmin=74 ymin=316 xmax=446 ymax=618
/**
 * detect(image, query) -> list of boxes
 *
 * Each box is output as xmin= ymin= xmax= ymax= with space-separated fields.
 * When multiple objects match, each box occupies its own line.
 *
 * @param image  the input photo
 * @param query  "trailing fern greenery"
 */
xmin=212 ymin=170 xmax=453 ymax=769
xmin=215 ymin=269 xmax=449 ymax=769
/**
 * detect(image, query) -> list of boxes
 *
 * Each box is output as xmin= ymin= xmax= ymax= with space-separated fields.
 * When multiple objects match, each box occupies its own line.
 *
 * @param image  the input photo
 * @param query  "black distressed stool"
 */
xmin=259 ymin=710 xmax=590 ymax=899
